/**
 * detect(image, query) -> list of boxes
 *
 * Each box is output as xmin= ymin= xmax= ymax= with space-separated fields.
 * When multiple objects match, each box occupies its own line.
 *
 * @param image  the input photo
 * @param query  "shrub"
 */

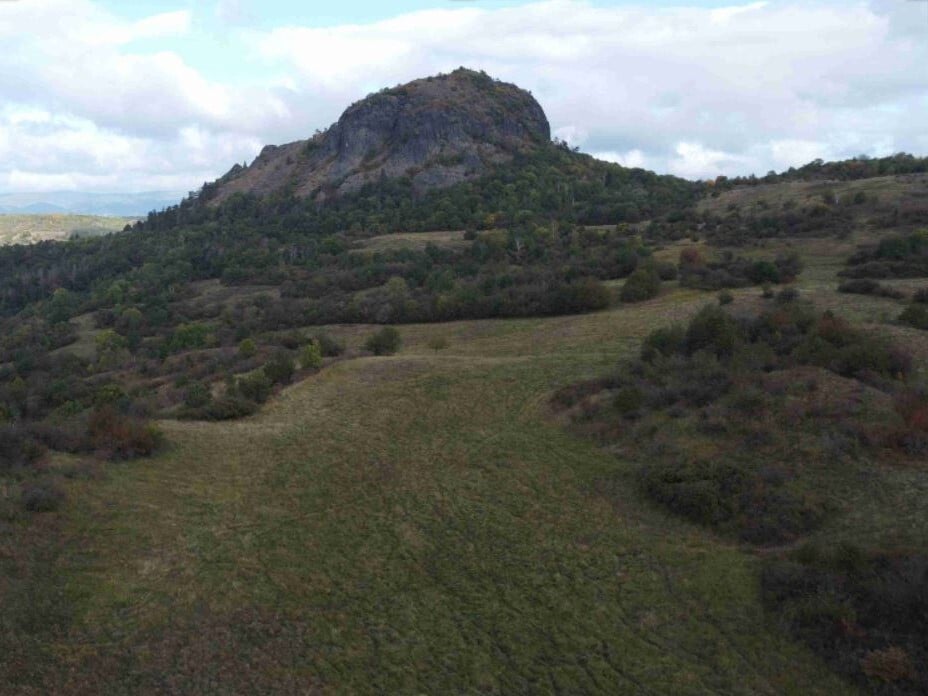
xmin=621 ymin=266 xmax=661 ymax=302
xmin=87 ymin=407 xmax=162 ymax=460
xmin=640 ymin=459 xmax=744 ymax=527
xmin=276 ymin=331 xmax=304 ymax=350
xmin=747 ymin=260 xmax=780 ymax=284
xmin=21 ymin=481 xmax=65 ymax=513
xmin=900 ymin=303 xmax=928 ymax=330
xmin=0 ymin=425 xmax=45 ymax=471
xmin=718 ymin=290 xmax=734 ymax=305
xmin=365 ymin=327 xmax=402 ymax=356
xmin=775 ymin=287 xmax=800 ymax=304
xmin=167 ymin=323 xmax=211 ymax=353
xmin=685 ymin=304 xmax=741 ymax=358
xmin=263 ymin=352 xmax=295 ymax=384
xmin=679 ymin=248 xmax=703 ymax=268
xmin=613 ymin=386 xmax=644 ymax=417
xmin=300 ymin=341 xmax=323 ymax=370
xmin=184 ymin=382 xmax=212 ymax=409
xmin=762 ymin=550 xmax=928 ymax=693
xmin=238 ymin=338 xmax=257 ymax=358
xmin=640 ymin=325 xmax=685 ymax=362
xmin=838 ymin=279 xmax=905 ymax=299
xmin=640 ymin=458 xmax=822 ymax=544
xmin=656 ymin=262 xmax=678 ymax=281
xmin=552 ymin=278 xmax=612 ymax=313
xmin=182 ymin=396 xmax=258 ymax=421
xmin=236 ymin=372 xmax=272 ymax=403
xmin=313 ymin=332 xmax=344 ymax=357
xmin=93 ymin=384 xmax=128 ymax=410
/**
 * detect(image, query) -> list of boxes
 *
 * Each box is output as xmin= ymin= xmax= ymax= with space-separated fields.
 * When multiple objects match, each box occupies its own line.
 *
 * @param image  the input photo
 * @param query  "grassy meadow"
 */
xmin=3 ymin=227 xmax=927 ymax=693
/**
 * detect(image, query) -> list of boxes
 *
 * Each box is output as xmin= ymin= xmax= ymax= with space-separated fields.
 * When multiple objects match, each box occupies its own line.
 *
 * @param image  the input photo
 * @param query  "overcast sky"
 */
xmin=0 ymin=0 xmax=925 ymax=194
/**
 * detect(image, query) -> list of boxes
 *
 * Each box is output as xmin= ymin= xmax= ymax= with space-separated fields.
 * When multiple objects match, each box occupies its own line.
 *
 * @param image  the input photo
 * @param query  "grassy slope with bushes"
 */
xmin=2 ymin=157 xmax=928 ymax=692
xmin=1 ymin=231 xmax=926 ymax=692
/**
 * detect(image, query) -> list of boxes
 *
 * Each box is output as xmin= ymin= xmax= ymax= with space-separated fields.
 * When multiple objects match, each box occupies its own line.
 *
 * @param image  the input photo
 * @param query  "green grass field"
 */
xmin=4 ymin=232 xmax=927 ymax=693
xmin=0 ymin=214 xmax=134 ymax=246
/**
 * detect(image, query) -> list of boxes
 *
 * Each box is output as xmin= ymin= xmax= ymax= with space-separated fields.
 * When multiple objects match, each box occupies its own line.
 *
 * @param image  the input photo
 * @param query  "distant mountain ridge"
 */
xmin=206 ymin=68 xmax=551 ymax=205
xmin=0 ymin=191 xmax=185 ymax=217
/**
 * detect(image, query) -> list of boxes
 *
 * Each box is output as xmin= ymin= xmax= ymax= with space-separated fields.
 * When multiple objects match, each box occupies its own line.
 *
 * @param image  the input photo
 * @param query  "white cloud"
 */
xmin=0 ymin=0 xmax=925 ymax=193
xmin=249 ymin=0 xmax=928 ymax=179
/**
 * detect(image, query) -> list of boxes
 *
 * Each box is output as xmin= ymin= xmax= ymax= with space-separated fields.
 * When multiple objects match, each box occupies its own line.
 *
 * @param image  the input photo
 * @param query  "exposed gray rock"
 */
xmin=211 ymin=68 xmax=550 ymax=204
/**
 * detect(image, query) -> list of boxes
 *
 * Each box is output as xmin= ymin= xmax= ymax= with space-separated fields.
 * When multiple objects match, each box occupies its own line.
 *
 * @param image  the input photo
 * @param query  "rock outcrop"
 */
xmin=210 ymin=68 xmax=550 ymax=204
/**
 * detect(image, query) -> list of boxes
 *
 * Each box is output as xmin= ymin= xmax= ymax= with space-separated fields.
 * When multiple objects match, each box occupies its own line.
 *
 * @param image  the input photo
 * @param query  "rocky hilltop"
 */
xmin=210 ymin=68 xmax=551 ymax=204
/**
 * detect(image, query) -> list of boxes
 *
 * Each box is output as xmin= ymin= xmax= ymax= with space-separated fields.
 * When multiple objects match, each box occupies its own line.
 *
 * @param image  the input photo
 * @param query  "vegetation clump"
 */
xmin=762 ymin=545 xmax=927 ymax=694
xmin=620 ymin=266 xmax=661 ymax=303
xmin=842 ymin=230 xmax=928 ymax=279
xmin=21 ymin=480 xmax=65 ymax=513
xmin=838 ymin=278 xmax=906 ymax=300
xmin=553 ymin=298 xmax=922 ymax=544
xmin=365 ymin=327 xmax=402 ymax=356
xmin=679 ymin=250 xmax=802 ymax=290
xmin=899 ymin=303 xmax=928 ymax=331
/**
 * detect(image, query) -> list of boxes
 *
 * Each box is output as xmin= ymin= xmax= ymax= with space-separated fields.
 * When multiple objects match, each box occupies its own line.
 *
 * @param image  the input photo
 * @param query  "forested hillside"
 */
xmin=1 ymin=67 xmax=928 ymax=694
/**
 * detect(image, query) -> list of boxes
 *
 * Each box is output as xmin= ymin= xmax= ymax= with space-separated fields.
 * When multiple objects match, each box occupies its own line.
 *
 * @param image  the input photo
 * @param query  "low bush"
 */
xmin=620 ymin=266 xmax=661 ymax=302
xmin=640 ymin=325 xmax=685 ymax=362
xmin=900 ymin=303 xmax=928 ymax=330
xmin=87 ymin=407 xmax=162 ymax=461
xmin=180 ymin=395 xmax=258 ymax=421
xmin=365 ymin=327 xmax=402 ymax=355
xmin=238 ymin=338 xmax=257 ymax=358
xmin=299 ymin=341 xmax=323 ymax=370
xmin=21 ymin=480 xmax=65 ymax=513
xmin=183 ymin=382 xmax=212 ymax=409
xmin=236 ymin=372 xmax=272 ymax=404
xmin=841 ymin=231 xmax=928 ymax=279
xmin=312 ymin=332 xmax=344 ymax=357
xmin=263 ymin=352 xmax=295 ymax=385
xmin=684 ymin=304 xmax=741 ymax=358
xmin=838 ymin=278 xmax=906 ymax=300
xmin=680 ymin=252 xmax=803 ymax=290
xmin=0 ymin=424 xmax=45 ymax=471
xmin=762 ymin=548 xmax=927 ymax=694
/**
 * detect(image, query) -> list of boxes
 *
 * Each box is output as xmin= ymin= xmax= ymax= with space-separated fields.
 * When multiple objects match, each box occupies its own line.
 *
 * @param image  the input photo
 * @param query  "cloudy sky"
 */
xmin=0 ymin=0 xmax=925 ymax=195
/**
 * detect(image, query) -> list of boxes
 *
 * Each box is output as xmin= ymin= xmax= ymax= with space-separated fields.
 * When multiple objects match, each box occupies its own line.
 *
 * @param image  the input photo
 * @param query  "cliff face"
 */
xmin=211 ymin=68 xmax=551 ymax=203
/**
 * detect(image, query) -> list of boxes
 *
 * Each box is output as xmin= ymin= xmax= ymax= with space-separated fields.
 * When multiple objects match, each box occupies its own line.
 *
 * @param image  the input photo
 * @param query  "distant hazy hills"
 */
xmin=0 ymin=191 xmax=185 ymax=217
